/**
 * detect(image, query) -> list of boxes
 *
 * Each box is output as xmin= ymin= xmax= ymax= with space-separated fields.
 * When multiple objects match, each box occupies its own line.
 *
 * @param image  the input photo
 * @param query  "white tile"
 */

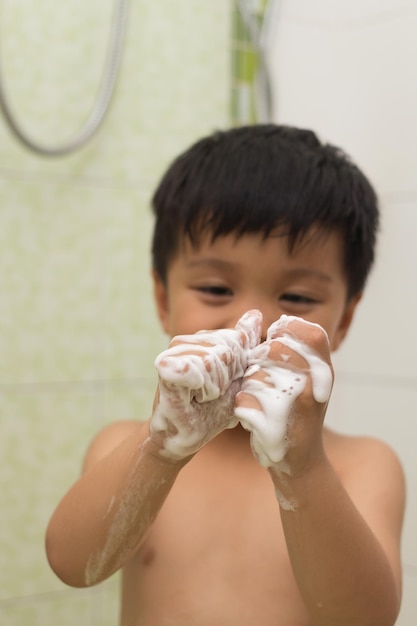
xmin=281 ymin=0 xmax=417 ymax=27
xmin=395 ymin=568 xmax=417 ymax=626
xmin=327 ymin=376 xmax=417 ymax=567
xmin=270 ymin=10 xmax=417 ymax=196
xmin=333 ymin=199 xmax=417 ymax=379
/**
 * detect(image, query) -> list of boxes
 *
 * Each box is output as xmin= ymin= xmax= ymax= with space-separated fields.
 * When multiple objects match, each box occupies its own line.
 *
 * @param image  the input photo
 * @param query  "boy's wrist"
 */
xmin=268 ymin=448 xmax=331 ymax=511
xmin=143 ymin=432 xmax=194 ymax=470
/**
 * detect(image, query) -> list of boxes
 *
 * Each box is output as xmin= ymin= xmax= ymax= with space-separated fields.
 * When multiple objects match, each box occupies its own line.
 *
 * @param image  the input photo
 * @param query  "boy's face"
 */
xmin=153 ymin=229 xmax=360 ymax=351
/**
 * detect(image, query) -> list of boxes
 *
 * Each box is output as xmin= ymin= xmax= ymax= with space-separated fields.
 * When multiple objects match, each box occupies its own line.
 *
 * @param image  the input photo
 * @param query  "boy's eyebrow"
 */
xmin=285 ymin=268 xmax=333 ymax=283
xmin=185 ymin=258 xmax=237 ymax=270
xmin=185 ymin=258 xmax=333 ymax=282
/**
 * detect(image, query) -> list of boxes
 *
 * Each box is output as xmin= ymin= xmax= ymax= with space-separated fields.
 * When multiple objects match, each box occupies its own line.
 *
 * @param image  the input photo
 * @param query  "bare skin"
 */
xmin=86 ymin=421 xmax=402 ymax=626
xmin=46 ymin=231 xmax=405 ymax=625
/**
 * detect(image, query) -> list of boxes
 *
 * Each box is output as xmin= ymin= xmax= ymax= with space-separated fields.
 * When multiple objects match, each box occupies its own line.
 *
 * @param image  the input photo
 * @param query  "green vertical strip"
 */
xmin=230 ymin=0 xmax=267 ymax=126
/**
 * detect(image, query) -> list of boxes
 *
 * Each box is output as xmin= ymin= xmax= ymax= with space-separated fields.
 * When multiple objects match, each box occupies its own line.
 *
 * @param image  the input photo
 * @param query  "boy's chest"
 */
xmin=121 ymin=450 xmax=311 ymax=625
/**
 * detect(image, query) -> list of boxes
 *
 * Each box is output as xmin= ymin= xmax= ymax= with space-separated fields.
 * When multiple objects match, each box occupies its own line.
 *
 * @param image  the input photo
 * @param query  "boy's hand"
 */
xmin=235 ymin=316 xmax=333 ymax=476
xmin=150 ymin=310 xmax=262 ymax=462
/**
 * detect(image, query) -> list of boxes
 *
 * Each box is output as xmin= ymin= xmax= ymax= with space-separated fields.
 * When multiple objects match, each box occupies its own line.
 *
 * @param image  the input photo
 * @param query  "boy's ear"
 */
xmin=152 ymin=270 xmax=170 ymax=335
xmin=332 ymin=293 xmax=362 ymax=351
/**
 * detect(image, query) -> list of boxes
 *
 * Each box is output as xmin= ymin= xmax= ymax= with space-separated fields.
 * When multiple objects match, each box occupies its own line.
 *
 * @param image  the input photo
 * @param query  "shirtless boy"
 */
xmin=46 ymin=124 xmax=405 ymax=625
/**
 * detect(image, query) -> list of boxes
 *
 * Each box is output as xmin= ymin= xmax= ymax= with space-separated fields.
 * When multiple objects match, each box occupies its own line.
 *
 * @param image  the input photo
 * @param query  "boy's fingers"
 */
xmin=235 ymin=309 xmax=263 ymax=350
xmin=267 ymin=315 xmax=331 ymax=364
xmin=265 ymin=317 xmax=333 ymax=404
xmin=156 ymin=311 xmax=264 ymax=394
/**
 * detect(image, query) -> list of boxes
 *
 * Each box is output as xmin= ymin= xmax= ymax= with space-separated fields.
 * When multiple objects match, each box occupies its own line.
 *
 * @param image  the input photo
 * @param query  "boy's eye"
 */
xmin=280 ymin=293 xmax=317 ymax=305
xmin=196 ymin=285 xmax=233 ymax=297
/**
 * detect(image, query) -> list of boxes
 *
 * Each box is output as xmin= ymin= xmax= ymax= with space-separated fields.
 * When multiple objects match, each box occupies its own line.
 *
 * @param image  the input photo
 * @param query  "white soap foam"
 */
xmin=151 ymin=311 xmax=332 ymax=474
xmin=85 ymin=444 xmax=163 ymax=586
xmin=236 ymin=356 xmax=307 ymax=467
xmin=151 ymin=310 xmax=262 ymax=460
xmin=266 ymin=315 xmax=332 ymax=403
xmin=235 ymin=315 xmax=333 ymax=469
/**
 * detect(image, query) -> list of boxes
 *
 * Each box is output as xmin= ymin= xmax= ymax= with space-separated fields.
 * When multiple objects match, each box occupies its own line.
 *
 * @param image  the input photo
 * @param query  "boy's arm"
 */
xmin=46 ymin=310 xmax=262 ymax=588
xmin=277 ymin=438 xmax=404 ymax=626
xmin=236 ymin=317 xmax=405 ymax=626
xmin=46 ymin=420 xmax=186 ymax=587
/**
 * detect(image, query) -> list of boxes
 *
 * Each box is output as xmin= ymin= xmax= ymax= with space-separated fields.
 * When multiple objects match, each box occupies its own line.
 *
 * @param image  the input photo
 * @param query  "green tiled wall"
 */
xmin=0 ymin=1 xmax=231 ymax=623
xmin=230 ymin=0 xmax=268 ymax=124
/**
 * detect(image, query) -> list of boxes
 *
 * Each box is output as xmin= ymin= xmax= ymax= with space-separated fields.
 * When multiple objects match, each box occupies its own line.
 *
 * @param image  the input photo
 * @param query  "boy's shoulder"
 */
xmin=82 ymin=419 xmax=147 ymax=473
xmin=325 ymin=426 xmax=404 ymax=480
xmin=324 ymin=427 xmax=405 ymax=522
xmin=325 ymin=426 xmax=401 ymax=461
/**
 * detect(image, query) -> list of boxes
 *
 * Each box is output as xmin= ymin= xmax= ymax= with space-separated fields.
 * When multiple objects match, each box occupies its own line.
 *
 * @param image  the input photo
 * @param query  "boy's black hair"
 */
xmin=151 ymin=124 xmax=379 ymax=300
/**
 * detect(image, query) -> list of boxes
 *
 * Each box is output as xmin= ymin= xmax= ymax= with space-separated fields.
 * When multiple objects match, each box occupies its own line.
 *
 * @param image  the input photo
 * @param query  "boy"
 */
xmin=46 ymin=124 xmax=405 ymax=625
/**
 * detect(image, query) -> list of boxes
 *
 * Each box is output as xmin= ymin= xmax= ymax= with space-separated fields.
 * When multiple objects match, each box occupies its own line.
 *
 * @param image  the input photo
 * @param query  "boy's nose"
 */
xmin=257 ymin=304 xmax=282 ymax=342
xmin=260 ymin=318 xmax=271 ymax=343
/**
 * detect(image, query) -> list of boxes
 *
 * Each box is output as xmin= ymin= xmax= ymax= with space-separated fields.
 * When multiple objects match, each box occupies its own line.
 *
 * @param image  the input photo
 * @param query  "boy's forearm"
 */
xmin=46 ymin=425 xmax=185 ymax=588
xmin=273 ymin=456 xmax=400 ymax=626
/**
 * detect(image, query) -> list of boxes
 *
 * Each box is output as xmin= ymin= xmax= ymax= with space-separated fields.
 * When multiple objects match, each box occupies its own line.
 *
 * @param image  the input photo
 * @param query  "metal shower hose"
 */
xmin=0 ymin=0 xmax=129 ymax=156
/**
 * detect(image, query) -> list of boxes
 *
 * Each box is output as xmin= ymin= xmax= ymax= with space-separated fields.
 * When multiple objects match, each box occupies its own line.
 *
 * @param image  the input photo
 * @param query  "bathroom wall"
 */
xmin=267 ymin=1 xmax=417 ymax=623
xmin=0 ymin=1 xmax=231 ymax=624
